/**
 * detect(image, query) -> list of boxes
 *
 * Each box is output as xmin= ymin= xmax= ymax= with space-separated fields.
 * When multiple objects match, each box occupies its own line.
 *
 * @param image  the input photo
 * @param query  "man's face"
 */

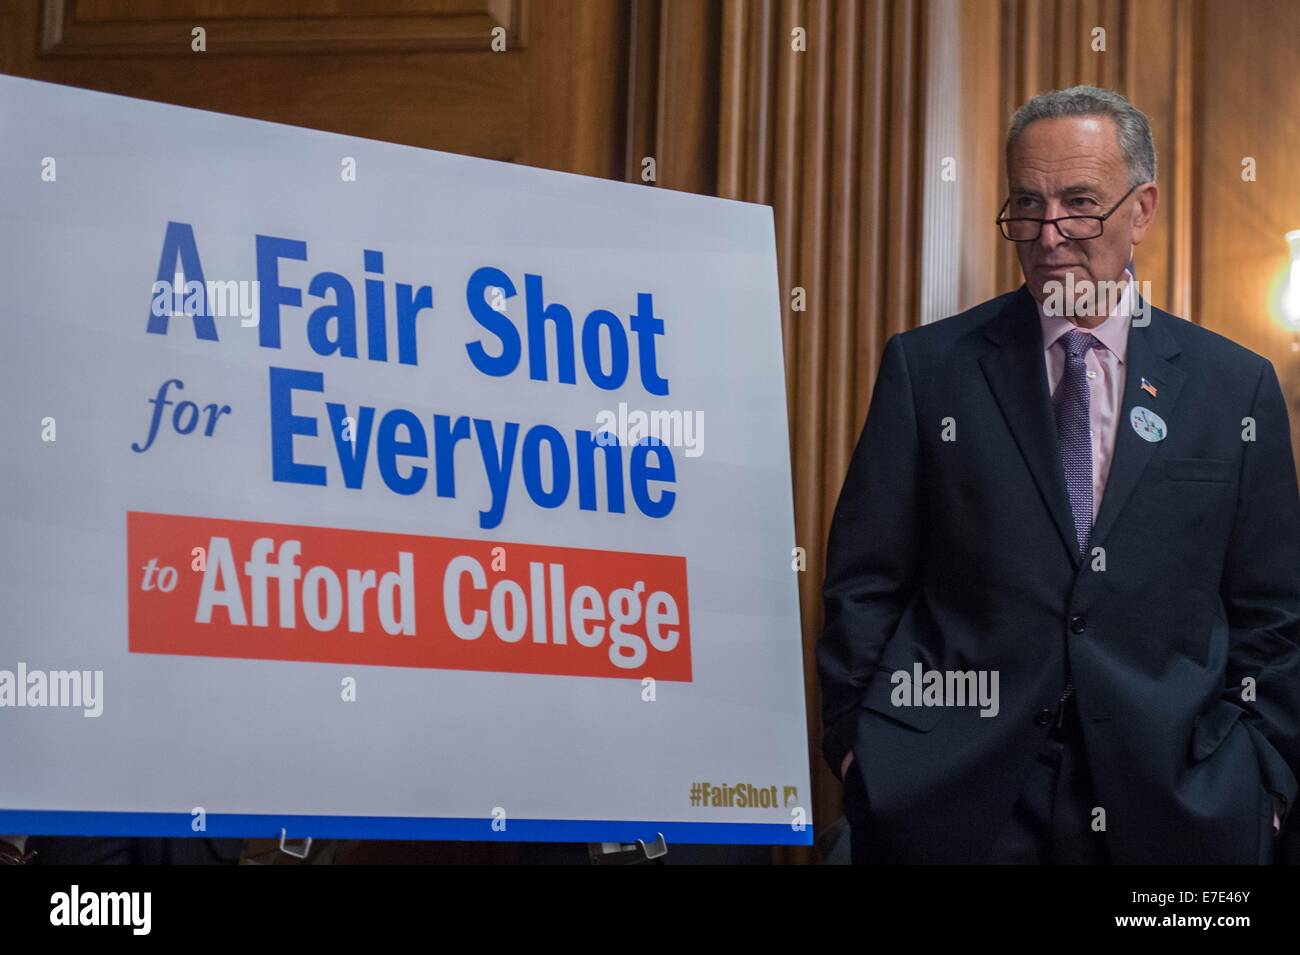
xmin=1005 ymin=115 xmax=1158 ymax=310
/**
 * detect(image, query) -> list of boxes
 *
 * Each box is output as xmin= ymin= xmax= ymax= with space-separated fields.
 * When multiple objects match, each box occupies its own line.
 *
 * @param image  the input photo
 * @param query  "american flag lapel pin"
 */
xmin=1140 ymin=377 xmax=1158 ymax=398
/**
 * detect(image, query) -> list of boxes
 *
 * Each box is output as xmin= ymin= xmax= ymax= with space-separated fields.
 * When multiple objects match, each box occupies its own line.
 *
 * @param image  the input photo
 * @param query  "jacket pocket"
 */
xmin=1191 ymin=701 xmax=1245 ymax=762
xmin=1166 ymin=457 xmax=1236 ymax=483
xmin=859 ymin=668 xmax=950 ymax=732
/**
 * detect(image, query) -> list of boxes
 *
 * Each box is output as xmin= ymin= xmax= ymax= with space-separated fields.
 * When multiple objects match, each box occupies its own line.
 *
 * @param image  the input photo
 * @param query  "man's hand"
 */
xmin=841 ymin=751 xmax=855 ymax=780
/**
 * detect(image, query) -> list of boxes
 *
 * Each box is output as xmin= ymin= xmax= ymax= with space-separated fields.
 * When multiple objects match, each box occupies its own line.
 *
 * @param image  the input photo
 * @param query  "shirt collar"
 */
xmin=1037 ymin=268 xmax=1134 ymax=363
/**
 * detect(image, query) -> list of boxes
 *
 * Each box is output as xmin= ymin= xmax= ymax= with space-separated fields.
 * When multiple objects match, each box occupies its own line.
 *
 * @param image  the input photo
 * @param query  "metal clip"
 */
xmin=636 ymin=832 xmax=668 ymax=860
xmin=588 ymin=833 xmax=668 ymax=865
xmin=278 ymin=828 xmax=312 ymax=860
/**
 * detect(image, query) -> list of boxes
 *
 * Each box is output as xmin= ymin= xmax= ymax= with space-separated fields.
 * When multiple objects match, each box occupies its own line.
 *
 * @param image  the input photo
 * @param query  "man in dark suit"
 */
xmin=817 ymin=85 xmax=1300 ymax=864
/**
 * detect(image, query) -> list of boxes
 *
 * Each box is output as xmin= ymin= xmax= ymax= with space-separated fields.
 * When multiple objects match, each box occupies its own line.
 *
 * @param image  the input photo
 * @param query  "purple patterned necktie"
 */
xmin=1054 ymin=329 xmax=1101 ymax=556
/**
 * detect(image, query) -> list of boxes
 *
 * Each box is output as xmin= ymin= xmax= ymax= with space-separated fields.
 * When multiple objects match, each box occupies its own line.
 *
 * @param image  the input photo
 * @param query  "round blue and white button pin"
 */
xmin=1130 ymin=405 xmax=1167 ymax=442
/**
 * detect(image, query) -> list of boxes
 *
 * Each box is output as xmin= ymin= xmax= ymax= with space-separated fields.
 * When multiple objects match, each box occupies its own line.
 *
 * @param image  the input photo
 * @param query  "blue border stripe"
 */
xmin=0 ymin=810 xmax=813 ymax=846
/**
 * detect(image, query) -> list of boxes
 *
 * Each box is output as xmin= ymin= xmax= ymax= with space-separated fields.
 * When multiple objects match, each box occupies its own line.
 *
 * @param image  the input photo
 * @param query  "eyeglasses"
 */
xmin=996 ymin=182 xmax=1141 ymax=241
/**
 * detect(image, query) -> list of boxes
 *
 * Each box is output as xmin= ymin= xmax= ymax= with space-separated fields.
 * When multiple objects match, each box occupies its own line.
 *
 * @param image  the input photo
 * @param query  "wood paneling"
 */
xmin=1123 ymin=0 xmax=1195 ymax=317
xmin=953 ymin=0 xmax=1003 ymax=309
xmin=1195 ymin=0 xmax=1300 ymax=450
xmin=42 ymin=0 xmax=527 ymax=56
xmin=625 ymin=0 xmax=722 ymax=195
xmin=717 ymin=0 xmax=928 ymax=863
xmin=9 ymin=0 xmax=620 ymax=175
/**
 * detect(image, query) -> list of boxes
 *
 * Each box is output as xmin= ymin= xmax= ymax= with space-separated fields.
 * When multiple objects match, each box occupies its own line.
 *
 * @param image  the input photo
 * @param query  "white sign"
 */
xmin=0 ymin=74 xmax=809 ymax=845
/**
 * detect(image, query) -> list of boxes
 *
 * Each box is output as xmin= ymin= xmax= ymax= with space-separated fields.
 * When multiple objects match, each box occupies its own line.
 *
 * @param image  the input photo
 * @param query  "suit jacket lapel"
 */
xmin=1089 ymin=299 xmax=1186 ymax=549
xmin=979 ymin=285 xmax=1081 ymax=566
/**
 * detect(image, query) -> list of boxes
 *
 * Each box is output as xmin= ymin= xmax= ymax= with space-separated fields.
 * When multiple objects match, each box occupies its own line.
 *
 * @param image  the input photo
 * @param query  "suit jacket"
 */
xmin=816 ymin=285 xmax=1300 ymax=864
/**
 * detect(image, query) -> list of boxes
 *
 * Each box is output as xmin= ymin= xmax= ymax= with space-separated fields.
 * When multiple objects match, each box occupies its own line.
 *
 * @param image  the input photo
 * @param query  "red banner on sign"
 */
xmin=126 ymin=511 xmax=692 ymax=680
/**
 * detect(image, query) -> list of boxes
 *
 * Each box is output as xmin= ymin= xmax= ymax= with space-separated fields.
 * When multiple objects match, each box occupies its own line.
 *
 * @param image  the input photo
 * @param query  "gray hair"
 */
xmin=1006 ymin=85 xmax=1157 ymax=186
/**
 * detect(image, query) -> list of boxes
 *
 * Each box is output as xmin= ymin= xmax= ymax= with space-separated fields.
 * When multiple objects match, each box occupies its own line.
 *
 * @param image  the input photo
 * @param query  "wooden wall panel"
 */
xmin=7 ymin=0 xmax=623 ymax=177
xmin=920 ymin=0 xmax=960 ymax=325
xmin=954 ymin=0 xmax=1003 ymax=310
xmin=1123 ymin=0 xmax=1195 ymax=317
xmin=1195 ymin=0 xmax=1300 ymax=453
xmin=625 ymin=0 xmax=721 ymax=195
xmin=717 ymin=0 xmax=927 ymax=863
xmin=42 ymin=0 xmax=527 ymax=56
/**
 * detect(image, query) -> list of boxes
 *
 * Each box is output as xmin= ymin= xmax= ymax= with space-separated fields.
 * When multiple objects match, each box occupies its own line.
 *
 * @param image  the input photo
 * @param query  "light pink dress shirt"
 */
xmin=1037 ymin=271 xmax=1134 ymax=521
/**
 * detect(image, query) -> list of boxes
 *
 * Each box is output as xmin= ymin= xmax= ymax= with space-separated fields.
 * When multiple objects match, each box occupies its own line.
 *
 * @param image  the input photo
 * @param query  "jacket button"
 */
xmin=1070 ymin=615 xmax=1086 ymax=634
xmin=1035 ymin=708 xmax=1053 ymax=726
